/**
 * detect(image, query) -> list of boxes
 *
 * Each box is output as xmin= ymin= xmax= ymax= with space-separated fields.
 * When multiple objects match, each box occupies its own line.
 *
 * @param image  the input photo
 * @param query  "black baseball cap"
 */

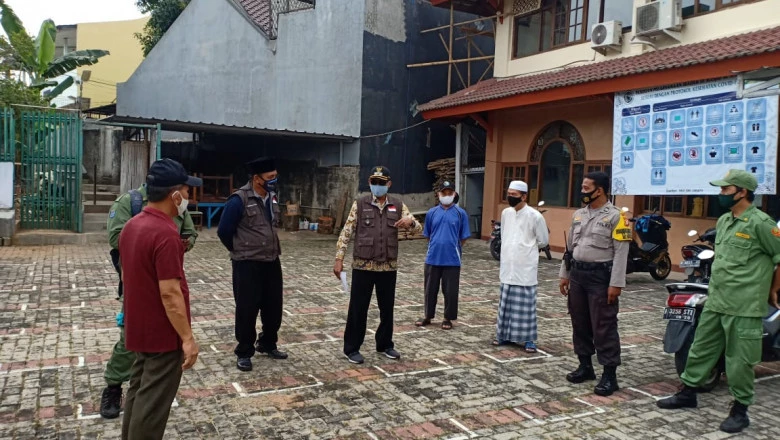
xmin=369 ymin=165 xmax=391 ymax=182
xmin=439 ymin=180 xmax=455 ymax=192
xmin=146 ymin=159 xmax=202 ymax=188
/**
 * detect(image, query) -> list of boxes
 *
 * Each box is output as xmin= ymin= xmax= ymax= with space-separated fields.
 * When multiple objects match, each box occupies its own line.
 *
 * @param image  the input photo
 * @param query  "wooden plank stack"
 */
xmin=427 ymin=157 xmax=456 ymax=197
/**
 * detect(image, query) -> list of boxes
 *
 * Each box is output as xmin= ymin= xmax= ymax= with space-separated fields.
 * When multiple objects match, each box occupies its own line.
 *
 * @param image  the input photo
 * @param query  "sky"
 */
xmin=4 ymin=0 xmax=147 ymax=34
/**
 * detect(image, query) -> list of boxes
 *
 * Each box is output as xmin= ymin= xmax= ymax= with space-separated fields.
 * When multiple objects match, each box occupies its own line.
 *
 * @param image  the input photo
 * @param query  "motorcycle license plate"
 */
xmin=679 ymin=260 xmax=700 ymax=268
xmin=663 ymin=307 xmax=695 ymax=323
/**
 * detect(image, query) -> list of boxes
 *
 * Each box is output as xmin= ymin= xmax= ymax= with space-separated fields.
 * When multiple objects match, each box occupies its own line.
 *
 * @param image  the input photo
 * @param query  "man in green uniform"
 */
xmin=100 ymin=180 xmax=198 ymax=419
xmin=658 ymin=169 xmax=780 ymax=433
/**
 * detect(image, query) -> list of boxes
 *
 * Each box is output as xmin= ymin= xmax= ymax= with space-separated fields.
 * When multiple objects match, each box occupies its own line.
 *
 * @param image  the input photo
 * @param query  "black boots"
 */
xmin=657 ymin=384 xmax=698 ymax=409
xmin=719 ymin=401 xmax=749 ymax=433
xmin=658 ymin=387 xmax=749 ymax=433
xmin=566 ymin=355 xmax=596 ymax=383
xmin=99 ymin=385 xmax=122 ymax=419
xmin=594 ymin=366 xmax=619 ymax=396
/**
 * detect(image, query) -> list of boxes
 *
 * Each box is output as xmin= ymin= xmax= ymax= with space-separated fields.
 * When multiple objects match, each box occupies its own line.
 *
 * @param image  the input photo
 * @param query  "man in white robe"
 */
xmin=494 ymin=180 xmax=549 ymax=352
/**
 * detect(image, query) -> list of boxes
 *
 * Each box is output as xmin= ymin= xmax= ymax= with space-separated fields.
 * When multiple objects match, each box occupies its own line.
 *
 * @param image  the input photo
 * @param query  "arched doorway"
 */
xmin=528 ymin=121 xmax=586 ymax=207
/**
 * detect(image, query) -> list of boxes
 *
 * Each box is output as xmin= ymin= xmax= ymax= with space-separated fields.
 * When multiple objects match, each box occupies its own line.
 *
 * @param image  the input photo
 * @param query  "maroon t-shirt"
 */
xmin=119 ymin=207 xmax=190 ymax=353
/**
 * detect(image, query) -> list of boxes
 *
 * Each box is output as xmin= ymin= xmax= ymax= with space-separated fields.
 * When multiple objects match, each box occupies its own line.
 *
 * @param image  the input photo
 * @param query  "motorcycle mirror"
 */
xmin=698 ymin=249 xmax=715 ymax=260
xmin=687 ymin=230 xmax=698 ymax=237
xmin=537 ymin=201 xmax=545 ymax=207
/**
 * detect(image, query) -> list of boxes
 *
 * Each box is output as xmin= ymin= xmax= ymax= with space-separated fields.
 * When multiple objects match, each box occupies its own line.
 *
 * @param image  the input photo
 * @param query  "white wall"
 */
xmin=494 ymin=0 xmax=780 ymax=78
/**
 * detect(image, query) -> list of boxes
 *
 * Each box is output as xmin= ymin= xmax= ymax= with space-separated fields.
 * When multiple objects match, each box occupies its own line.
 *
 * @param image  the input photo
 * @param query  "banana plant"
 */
xmin=0 ymin=0 xmax=109 ymax=100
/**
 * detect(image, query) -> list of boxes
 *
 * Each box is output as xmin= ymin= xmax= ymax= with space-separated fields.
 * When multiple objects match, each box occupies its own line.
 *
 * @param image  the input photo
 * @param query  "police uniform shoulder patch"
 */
xmin=109 ymin=210 xmax=116 ymax=218
xmin=612 ymin=211 xmax=632 ymax=241
xmin=772 ymin=227 xmax=780 ymax=238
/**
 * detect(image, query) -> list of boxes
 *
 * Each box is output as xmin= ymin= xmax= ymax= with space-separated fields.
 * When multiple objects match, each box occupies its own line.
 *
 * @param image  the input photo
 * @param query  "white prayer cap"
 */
xmin=508 ymin=180 xmax=528 ymax=192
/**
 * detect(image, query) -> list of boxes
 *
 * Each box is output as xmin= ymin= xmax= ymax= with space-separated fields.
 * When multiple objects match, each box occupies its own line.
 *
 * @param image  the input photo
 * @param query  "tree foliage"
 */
xmin=0 ymin=0 xmax=109 ymax=102
xmin=0 ymin=77 xmax=47 ymax=108
xmin=135 ymin=0 xmax=190 ymax=57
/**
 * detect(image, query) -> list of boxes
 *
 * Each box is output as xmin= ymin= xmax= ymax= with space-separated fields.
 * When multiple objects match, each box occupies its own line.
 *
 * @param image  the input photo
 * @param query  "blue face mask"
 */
xmin=263 ymin=178 xmax=278 ymax=193
xmin=370 ymin=184 xmax=388 ymax=197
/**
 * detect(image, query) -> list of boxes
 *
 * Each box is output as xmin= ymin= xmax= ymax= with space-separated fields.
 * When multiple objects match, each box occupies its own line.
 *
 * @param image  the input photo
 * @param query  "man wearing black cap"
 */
xmin=218 ymin=157 xmax=288 ymax=372
xmin=120 ymin=159 xmax=201 ymax=440
xmin=333 ymin=166 xmax=422 ymax=364
xmin=415 ymin=181 xmax=470 ymax=330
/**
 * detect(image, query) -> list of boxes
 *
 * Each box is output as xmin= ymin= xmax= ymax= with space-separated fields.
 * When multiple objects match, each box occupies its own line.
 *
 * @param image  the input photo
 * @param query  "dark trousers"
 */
xmin=343 ymin=269 xmax=397 ymax=355
xmin=567 ymin=267 xmax=621 ymax=367
xmin=110 ymin=249 xmax=123 ymax=297
xmin=423 ymin=264 xmax=460 ymax=320
xmin=122 ymin=350 xmax=183 ymax=440
xmin=232 ymin=259 xmax=284 ymax=358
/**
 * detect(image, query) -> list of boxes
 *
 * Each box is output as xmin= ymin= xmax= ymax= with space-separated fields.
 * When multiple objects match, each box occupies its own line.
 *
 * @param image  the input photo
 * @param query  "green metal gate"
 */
xmin=17 ymin=109 xmax=83 ymax=232
xmin=0 ymin=108 xmax=14 ymax=162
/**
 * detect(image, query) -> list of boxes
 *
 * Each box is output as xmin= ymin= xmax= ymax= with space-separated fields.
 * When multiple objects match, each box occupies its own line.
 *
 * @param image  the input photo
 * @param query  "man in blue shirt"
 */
xmin=416 ymin=181 xmax=470 ymax=330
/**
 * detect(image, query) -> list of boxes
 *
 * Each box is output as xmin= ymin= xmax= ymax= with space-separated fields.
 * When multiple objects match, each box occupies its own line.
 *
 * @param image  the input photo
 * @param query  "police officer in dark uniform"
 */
xmin=559 ymin=171 xmax=630 ymax=396
xmin=218 ymin=157 xmax=288 ymax=372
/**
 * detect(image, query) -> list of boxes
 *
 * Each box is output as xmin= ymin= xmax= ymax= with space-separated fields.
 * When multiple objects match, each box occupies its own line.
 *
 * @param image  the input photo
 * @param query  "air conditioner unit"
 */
xmin=591 ymin=20 xmax=623 ymax=54
xmin=635 ymin=0 xmax=683 ymax=40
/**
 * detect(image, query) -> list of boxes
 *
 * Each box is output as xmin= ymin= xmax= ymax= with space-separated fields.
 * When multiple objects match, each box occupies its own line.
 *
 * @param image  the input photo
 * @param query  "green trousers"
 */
xmin=104 ymin=304 xmax=135 ymax=386
xmin=680 ymin=308 xmax=762 ymax=405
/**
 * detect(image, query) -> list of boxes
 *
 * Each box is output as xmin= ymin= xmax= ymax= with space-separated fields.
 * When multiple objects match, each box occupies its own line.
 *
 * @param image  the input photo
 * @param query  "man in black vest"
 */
xmin=333 ymin=166 xmax=422 ymax=364
xmin=217 ymin=157 xmax=288 ymax=372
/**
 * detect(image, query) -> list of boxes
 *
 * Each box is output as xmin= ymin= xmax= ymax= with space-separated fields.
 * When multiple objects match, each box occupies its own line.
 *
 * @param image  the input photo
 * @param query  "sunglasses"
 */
xmin=369 ymin=179 xmax=388 ymax=186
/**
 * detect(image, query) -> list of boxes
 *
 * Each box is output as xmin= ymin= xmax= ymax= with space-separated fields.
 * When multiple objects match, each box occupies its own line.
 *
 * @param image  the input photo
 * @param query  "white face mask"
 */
xmin=173 ymin=191 xmax=188 ymax=216
xmin=439 ymin=195 xmax=455 ymax=206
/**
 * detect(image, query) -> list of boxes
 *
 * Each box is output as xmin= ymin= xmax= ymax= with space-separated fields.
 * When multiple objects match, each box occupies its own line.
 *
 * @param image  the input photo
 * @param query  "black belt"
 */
xmin=571 ymin=259 xmax=612 ymax=271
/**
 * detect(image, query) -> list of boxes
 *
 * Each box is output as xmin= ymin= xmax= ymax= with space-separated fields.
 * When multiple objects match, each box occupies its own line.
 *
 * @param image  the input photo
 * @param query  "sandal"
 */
xmin=441 ymin=320 xmax=453 ymax=330
xmin=492 ymin=339 xmax=507 ymax=346
xmin=415 ymin=317 xmax=431 ymax=327
xmin=524 ymin=341 xmax=538 ymax=353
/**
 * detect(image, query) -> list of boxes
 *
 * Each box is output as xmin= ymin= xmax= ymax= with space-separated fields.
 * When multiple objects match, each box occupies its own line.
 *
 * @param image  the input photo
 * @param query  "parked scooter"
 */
xmin=662 ymin=229 xmax=780 ymax=391
xmin=679 ymin=228 xmax=716 ymax=283
xmin=489 ymin=220 xmax=501 ymax=260
xmin=624 ymin=209 xmax=673 ymax=280
xmin=489 ymin=201 xmax=551 ymax=261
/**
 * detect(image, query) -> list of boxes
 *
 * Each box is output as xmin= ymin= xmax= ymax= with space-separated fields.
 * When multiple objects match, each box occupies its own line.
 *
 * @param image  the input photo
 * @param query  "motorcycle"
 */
xmin=662 ymin=231 xmax=780 ymax=391
xmin=489 ymin=201 xmax=552 ymax=261
xmin=624 ymin=209 xmax=673 ymax=280
xmin=679 ymin=228 xmax=716 ymax=283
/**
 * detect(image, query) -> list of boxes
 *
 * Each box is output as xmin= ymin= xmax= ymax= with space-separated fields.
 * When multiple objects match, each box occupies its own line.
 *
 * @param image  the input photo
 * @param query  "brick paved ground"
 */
xmin=1 ymin=232 xmax=779 ymax=439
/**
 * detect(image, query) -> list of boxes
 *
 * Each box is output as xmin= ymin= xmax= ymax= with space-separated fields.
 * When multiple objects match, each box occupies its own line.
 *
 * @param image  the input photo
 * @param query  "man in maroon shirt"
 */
xmin=119 ymin=159 xmax=202 ymax=440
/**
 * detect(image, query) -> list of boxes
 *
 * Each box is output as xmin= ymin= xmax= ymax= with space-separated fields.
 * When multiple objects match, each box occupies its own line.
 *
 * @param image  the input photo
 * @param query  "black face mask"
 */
xmin=580 ymin=189 xmax=599 ymax=205
xmin=507 ymin=196 xmax=523 ymax=207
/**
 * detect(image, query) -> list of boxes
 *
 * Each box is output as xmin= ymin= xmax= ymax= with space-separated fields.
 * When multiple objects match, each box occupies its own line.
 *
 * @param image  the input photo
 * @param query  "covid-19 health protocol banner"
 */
xmin=611 ymin=77 xmax=779 ymax=195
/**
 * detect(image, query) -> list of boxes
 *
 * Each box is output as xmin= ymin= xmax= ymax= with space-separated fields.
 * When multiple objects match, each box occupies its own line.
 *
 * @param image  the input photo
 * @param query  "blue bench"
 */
xmin=196 ymin=202 xmax=226 ymax=229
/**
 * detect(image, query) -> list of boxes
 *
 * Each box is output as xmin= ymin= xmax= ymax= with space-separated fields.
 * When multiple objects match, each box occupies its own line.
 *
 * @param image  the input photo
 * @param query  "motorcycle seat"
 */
xmin=641 ymin=242 xmax=660 ymax=253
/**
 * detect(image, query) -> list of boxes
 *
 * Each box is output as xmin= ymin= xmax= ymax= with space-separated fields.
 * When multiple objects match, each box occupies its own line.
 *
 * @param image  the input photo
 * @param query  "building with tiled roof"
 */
xmin=419 ymin=0 xmax=780 ymax=270
xmin=115 ymin=0 xmax=493 ymax=222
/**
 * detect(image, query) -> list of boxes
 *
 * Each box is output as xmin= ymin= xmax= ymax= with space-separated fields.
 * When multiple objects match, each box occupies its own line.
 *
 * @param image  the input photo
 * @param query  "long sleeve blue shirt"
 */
xmin=217 ymin=195 xmax=244 ymax=251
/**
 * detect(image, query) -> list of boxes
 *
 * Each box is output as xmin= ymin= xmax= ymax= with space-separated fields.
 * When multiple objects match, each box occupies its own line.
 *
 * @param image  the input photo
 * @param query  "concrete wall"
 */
xmin=117 ymin=0 xmax=364 ymax=138
xmin=83 ymin=124 xmax=121 ymax=185
xmin=77 ymin=17 xmax=148 ymax=108
xmin=494 ymin=0 xmax=780 ymax=78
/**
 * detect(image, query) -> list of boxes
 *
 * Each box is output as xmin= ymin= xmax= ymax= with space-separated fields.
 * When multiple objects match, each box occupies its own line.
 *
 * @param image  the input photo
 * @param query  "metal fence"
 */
xmin=268 ymin=0 xmax=315 ymax=39
xmin=0 ymin=108 xmax=14 ymax=162
xmin=17 ymin=110 xmax=83 ymax=231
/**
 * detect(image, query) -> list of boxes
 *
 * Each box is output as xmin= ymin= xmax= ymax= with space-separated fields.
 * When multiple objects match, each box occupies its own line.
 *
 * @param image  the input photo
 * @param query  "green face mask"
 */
xmin=717 ymin=193 xmax=740 ymax=209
